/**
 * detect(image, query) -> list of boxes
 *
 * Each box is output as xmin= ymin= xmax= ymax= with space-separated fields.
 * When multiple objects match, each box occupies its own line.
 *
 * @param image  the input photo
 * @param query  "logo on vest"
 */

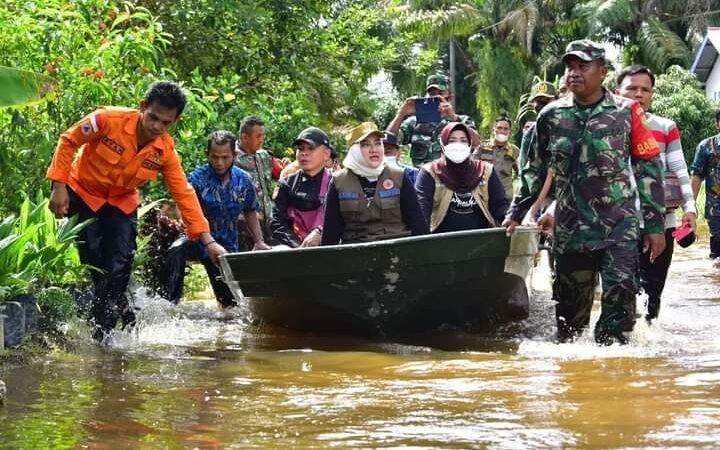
xmin=142 ymin=151 xmax=162 ymax=170
xmin=101 ymin=137 xmax=125 ymax=155
xmin=382 ymin=179 xmax=394 ymax=190
xmin=338 ymin=191 xmax=359 ymax=200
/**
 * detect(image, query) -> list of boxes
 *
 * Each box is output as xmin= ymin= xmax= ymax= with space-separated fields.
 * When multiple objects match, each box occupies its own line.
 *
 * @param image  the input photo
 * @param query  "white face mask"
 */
xmin=385 ymin=155 xmax=398 ymax=166
xmin=495 ymin=133 xmax=508 ymax=144
xmin=443 ymin=142 xmax=471 ymax=164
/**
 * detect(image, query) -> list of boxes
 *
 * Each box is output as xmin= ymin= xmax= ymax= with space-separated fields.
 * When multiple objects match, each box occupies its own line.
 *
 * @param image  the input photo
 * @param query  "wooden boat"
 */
xmin=220 ymin=227 xmax=539 ymax=336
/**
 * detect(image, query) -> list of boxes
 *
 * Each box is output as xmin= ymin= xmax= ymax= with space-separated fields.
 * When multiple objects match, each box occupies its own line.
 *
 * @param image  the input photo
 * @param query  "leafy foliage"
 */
xmin=575 ymin=0 xmax=636 ymax=37
xmin=470 ymin=39 xmax=528 ymax=130
xmin=651 ymin=65 xmax=718 ymax=165
xmin=37 ymin=286 xmax=76 ymax=324
xmin=0 ymin=198 xmax=90 ymax=301
xmin=0 ymin=0 xmax=171 ymax=216
xmin=0 ymin=0 xmax=400 ymax=209
xmin=396 ymin=3 xmax=483 ymax=47
xmin=0 ymin=66 xmax=57 ymax=107
xmin=572 ymin=0 xmax=693 ymax=73
xmin=636 ymin=17 xmax=692 ymax=73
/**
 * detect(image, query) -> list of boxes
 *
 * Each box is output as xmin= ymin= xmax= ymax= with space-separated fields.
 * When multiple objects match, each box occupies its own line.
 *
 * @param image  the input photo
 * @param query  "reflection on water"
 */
xmin=2 ymin=245 xmax=720 ymax=449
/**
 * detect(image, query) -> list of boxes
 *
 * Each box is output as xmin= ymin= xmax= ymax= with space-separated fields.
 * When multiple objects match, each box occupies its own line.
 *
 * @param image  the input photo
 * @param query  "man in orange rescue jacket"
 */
xmin=47 ymin=81 xmax=226 ymax=342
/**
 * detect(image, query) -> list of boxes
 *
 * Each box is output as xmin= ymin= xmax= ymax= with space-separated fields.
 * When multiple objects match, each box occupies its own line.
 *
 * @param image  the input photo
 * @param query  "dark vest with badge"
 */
xmin=332 ymin=165 xmax=410 ymax=243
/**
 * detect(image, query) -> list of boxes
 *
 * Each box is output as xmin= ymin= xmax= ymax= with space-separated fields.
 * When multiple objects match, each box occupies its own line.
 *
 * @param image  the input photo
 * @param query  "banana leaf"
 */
xmin=0 ymin=66 xmax=57 ymax=108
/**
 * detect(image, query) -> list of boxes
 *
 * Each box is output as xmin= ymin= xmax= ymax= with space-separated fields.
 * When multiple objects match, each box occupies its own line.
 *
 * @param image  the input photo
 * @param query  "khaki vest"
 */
xmin=423 ymin=161 xmax=496 ymax=232
xmin=333 ymin=166 xmax=411 ymax=243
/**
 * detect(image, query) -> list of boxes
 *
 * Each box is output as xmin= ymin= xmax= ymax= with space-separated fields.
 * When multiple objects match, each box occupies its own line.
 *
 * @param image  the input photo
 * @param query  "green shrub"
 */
xmin=36 ymin=286 xmax=75 ymax=323
xmin=0 ymin=197 xmax=90 ymax=302
xmin=651 ymin=66 xmax=717 ymax=166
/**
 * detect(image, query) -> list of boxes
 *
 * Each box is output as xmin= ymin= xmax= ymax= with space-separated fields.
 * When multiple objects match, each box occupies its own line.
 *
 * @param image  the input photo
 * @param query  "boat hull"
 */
xmin=220 ymin=227 xmax=539 ymax=336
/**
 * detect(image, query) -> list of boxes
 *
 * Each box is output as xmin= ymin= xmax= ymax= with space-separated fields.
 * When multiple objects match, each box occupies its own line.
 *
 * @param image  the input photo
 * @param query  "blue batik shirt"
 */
xmin=188 ymin=164 xmax=260 ymax=253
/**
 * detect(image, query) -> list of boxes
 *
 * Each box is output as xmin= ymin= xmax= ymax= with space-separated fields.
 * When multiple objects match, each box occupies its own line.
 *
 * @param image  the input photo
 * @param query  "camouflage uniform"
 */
xmin=519 ymin=123 xmax=536 ymax=172
xmin=519 ymin=81 xmax=558 ymax=170
xmin=690 ymin=133 xmax=720 ymax=257
xmin=236 ymin=147 xmax=274 ymax=248
xmin=472 ymin=140 xmax=519 ymax=198
xmin=507 ymin=68 xmax=665 ymax=342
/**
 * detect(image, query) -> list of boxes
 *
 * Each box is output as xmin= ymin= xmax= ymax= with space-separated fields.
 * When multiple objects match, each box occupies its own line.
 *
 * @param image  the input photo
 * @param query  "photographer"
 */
xmin=386 ymin=74 xmax=479 ymax=168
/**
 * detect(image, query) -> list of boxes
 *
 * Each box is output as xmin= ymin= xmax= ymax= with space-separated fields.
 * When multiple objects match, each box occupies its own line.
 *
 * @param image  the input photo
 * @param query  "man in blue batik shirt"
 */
xmin=160 ymin=130 xmax=270 ymax=308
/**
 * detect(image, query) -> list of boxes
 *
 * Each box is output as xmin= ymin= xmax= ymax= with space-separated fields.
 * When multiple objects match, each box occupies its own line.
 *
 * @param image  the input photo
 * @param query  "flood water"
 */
xmin=1 ymin=241 xmax=720 ymax=449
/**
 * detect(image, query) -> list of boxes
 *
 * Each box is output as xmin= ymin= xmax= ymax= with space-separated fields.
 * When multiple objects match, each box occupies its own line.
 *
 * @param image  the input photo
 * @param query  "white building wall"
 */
xmin=706 ymin=60 xmax=720 ymax=103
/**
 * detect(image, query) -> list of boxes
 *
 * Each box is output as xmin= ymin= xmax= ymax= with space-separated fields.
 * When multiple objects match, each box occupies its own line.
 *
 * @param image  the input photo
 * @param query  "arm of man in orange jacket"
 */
xmin=161 ymin=149 xmax=210 ymax=240
xmin=47 ymin=111 xmax=108 ymax=217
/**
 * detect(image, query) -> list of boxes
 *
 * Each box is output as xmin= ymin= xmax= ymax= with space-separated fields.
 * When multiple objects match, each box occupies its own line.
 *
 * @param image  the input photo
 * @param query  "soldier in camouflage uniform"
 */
xmin=691 ymin=110 xmax=720 ymax=260
xmin=236 ymin=116 xmax=275 ymax=249
xmin=386 ymin=74 xmax=479 ymax=168
xmin=519 ymin=81 xmax=559 ymax=171
xmin=504 ymin=40 xmax=666 ymax=345
xmin=472 ymin=115 xmax=520 ymax=198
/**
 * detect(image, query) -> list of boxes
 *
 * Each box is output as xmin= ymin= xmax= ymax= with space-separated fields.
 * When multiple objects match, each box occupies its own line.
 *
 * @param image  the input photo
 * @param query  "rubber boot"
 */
xmin=646 ymin=296 xmax=660 ymax=323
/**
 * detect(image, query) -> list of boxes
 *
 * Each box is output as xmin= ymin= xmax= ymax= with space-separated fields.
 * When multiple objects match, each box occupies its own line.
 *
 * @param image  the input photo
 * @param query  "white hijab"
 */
xmin=342 ymin=143 xmax=386 ymax=180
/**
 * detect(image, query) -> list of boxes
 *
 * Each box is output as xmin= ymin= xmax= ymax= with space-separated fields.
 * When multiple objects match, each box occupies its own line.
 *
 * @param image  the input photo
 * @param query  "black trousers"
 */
xmin=68 ymin=188 xmax=137 ymax=337
xmin=160 ymin=238 xmax=236 ymax=307
xmin=708 ymin=215 xmax=720 ymax=258
xmin=638 ymin=227 xmax=675 ymax=320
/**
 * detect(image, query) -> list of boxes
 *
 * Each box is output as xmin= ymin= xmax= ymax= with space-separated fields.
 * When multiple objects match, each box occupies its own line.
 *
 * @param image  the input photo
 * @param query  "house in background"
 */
xmin=691 ymin=27 xmax=720 ymax=103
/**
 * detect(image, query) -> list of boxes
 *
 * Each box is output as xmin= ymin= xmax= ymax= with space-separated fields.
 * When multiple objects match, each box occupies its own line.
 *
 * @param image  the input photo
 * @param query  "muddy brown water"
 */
xmin=1 ymin=243 xmax=719 ymax=449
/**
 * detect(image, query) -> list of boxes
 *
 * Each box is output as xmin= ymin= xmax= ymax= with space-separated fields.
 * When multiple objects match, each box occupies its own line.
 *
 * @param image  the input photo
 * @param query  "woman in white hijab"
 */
xmin=321 ymin=122 xmax=428 ymax=245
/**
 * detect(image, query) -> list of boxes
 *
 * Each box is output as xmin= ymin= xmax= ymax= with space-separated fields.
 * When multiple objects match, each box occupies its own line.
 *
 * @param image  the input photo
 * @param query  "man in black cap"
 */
xmin=386 ymin=74 xmax=479 ymax=167
xmin=383 ymin=131 xmax=419 ymax=186
xmin=269 ymin=127 xmax=334 ymax=248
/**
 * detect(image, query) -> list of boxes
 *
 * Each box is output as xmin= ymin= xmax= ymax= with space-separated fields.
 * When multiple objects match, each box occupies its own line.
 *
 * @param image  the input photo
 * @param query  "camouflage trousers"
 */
xmin=553 ymin=241 xmax=639 ymax=344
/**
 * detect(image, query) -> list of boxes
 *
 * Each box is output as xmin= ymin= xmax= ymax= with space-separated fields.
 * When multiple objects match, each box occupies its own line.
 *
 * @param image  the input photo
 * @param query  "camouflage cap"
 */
xmin=530 ymin=81 xmax=557 ymax=101
xmin=426 ymin=74 xmax=450 ymax=91
xmin=345 ymin=122 xmax=384 ymax=146
xmin=562 ymin=39 xmax=605 ymax=63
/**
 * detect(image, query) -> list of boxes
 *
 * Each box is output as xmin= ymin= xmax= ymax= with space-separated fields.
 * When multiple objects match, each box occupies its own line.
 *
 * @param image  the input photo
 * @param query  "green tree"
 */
xmin=137 ymin=0 xmax=397 ymax=126
xmin=651 ymin=65 xmax=717 ymax=165
xmin=0 ymin=0 xmax=172 ymax=216
xmin=574 ymin=0 xmax=698 ymax=73
xmin=392 ymin=0 xmax=584 ymax=131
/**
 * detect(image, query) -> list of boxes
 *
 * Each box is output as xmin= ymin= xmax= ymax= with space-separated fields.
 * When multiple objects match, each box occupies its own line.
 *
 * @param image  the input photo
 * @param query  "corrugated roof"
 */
xmin=691 ymin=28 xmax=720 ymax=82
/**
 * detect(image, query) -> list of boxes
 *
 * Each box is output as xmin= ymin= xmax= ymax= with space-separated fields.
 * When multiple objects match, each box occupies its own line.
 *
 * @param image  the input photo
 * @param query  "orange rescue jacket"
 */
xmin=47 ymin=107 xmax=209 ymax=239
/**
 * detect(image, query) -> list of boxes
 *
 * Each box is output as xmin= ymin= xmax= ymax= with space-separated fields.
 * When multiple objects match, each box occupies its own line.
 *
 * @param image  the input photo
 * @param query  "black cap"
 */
xmin=293 ymin=127 xmax=331 ymax=148
xmin=383 ymin=131 xmax=398 ymax=147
